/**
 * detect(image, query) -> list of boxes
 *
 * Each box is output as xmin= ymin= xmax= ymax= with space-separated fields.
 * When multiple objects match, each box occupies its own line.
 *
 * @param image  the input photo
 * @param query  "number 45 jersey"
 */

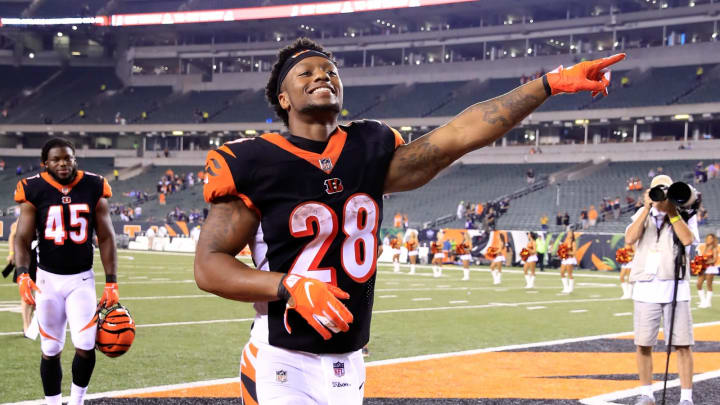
xmin=204 ymin=120 xmax=404 ymax=354
xmin=14 ymin=171 xmax=112 ymax=275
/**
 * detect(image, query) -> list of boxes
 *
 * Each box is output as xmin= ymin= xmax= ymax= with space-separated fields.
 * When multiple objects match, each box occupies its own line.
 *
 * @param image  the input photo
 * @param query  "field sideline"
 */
xmin=0 ymin=242 xmax=717 ymax=404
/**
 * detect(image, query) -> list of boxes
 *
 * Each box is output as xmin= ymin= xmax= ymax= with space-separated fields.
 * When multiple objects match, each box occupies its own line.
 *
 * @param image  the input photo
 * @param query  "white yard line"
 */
xmin=580 ymin=369 xmax=720 ymax=405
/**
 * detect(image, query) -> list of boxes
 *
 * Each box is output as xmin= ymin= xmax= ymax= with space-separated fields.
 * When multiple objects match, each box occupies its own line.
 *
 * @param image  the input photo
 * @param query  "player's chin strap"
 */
xmin=661 ymin=233 xmax=685 ymax=405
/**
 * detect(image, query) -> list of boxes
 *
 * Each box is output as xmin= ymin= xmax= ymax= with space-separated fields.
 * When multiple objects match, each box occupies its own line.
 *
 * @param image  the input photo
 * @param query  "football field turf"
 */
xmin=1 ymin=242 xmax=718 ymax=404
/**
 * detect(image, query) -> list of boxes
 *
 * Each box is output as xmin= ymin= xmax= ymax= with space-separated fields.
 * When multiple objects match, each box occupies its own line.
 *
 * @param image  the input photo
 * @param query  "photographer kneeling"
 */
xmin=625 ymin=175 xmax=699 ymax=405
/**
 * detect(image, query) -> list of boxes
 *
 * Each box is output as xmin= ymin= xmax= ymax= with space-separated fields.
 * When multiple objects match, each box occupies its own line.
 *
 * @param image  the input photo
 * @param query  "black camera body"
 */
xmin=649 ymin=181 xmax=701 ymax=220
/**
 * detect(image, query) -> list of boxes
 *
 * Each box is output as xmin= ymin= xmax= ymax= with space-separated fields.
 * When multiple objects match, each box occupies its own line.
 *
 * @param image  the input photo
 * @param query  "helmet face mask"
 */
xmin=96 ymin=303 xmax=135 ymax=358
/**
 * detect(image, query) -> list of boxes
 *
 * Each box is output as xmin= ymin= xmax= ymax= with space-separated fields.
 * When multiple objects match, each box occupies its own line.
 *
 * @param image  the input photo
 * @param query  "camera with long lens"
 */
xmin=649 ymin=181 xmax=701 ymax=218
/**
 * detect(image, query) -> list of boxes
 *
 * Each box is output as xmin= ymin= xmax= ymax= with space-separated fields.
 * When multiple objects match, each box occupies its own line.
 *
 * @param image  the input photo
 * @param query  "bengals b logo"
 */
xmin=324 ymin=178 xmax=343 ymax=195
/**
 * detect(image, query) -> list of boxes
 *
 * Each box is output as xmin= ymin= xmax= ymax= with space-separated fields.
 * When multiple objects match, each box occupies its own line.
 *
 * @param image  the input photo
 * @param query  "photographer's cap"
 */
xmin=650 ymin=174 xmax=673 ymax=188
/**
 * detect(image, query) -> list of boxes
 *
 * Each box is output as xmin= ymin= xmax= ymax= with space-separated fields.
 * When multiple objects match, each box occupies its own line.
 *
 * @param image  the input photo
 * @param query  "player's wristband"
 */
xmin=669 ymin=215 xmax=681 ymax=224
xmin=277 ymin=274 xmax=291 ymax=301
xmin=542 ymin=75 xmax=552 ymax=97
xmin=105 ymin=274 xmax=117 ymax=283
xmin=16 ymin=266 xmax=29 ymax=275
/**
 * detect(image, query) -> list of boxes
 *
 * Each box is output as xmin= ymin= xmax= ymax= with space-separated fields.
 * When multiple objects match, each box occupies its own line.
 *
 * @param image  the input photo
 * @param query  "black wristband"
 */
xmin=105 ymin=274 xmax=117 ymax=283
xmin=16 ymin=266 xmax=29 ymax=275
xmin=277 ymin=274 xmax=291 ymax=301
xmin=542 ymin=75 xmax=552 ymax=97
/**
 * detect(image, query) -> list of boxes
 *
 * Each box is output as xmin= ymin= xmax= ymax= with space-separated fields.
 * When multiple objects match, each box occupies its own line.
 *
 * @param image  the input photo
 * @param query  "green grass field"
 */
xmin=0 ymin=242 xmax=717 ymax=403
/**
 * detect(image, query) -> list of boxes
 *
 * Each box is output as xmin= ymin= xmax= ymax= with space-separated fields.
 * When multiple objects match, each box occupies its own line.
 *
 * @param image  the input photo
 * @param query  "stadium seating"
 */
xmin=6 ymin=67 xmax=122 ymax=124
xmin=0 ymin=65 xmax=60 ymax=109
xmin=365 ymin=81 xmax=465 ymax=118
xmin=429 ymin=78 xmax=518 ymax=117
xmin=382 ymin=162 xmax=569 ymax=229
xmin=497 ymin=160 xmax=718 ymax=233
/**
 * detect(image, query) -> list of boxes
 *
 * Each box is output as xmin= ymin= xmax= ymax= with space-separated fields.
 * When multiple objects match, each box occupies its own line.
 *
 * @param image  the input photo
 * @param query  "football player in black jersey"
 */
xmin=194 ymin=38 xmax=625 ymax=404
xmin=14 ymin=138 xmax=118 ymax=405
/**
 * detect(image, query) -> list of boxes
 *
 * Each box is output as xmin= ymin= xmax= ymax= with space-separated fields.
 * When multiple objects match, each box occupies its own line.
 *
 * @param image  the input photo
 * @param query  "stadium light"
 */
xmin=71 ymin=25 xmax=77 ymax=30
xmin=28 ymin=52 xmax=35 ymax=59
xmin=56 ymin=32 xmax=63 ymax=37
xmin=673 ymin=114 xmax=691 ymax=120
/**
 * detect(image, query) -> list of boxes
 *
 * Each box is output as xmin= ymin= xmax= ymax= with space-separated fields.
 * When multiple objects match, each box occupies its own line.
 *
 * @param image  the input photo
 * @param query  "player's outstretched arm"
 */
xmin=384 ymin=54 xmax=625 ymax=193
xmin=95 ymin=197 xmax=119 ymax=307
xmin=194 ymin=196 xmax=285 ymax=302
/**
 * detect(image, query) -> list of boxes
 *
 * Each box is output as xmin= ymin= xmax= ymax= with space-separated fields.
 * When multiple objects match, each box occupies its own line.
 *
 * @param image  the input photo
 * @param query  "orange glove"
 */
xmin=545 ymin=53 xmax=626 ymax=97
xmin=278 ymin=274 xmax=353 ymax=340
xmin=99 ymin=282 xmax=119 ymax=308
xmin=18 ymin=272 xmax=40 ymax=306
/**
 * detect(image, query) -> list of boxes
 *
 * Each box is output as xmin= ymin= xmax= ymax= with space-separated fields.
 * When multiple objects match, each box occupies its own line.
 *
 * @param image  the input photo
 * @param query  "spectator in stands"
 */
xmin=15 ymin=165 xmax=22 ymax=176
xmin=163 ymin=147 xmax=169 ymax=158
xmin=158 ymin=193 xmax=166 ymax=205
xmin=120 ymin=211 xmax=130 ymax=222
xmin=698 ymin=205 xmax=708 ymax=225
xmin=707 ymin=162 xmax=719 ymax=180
xmin=613 ymin=197 xmax=621 ymax=219
xmin=457 ymin=201 xmax=465 ymax=220
xmin=540 ymin=214 xmax=549 ymax=230
xmin=562 ymin=212 xmax=570 ymax=226
xmin=580 ymin=208 xmax=589 ymax=229
xmin=694 ymin=162 xmax=708 ymax=184
xmin=647 ymin=168 xmax=656 ymax=178
xmin=556 ymin=212 xmax=563 ymax=227
xmin=620 ymin=76 xmax=630 ymax=88
xmin=696 ymin=66 xmax=704 ymax=81
xmin=113 ymin=169 xmax=119 ymax=181
xmin=526 ymin=168 xmax=536 ymax=184
xmin=78 ymin=108 xmax=85 ymax=119
xmin=141 ymin=111 xmax=148 ymax=120
xmin=134 ymin=206 xmax=142 ymax=219
xmin=393 ymin=213 xmax=403 ymax=228
xmin=0 ymin=159 xmax=5 ymax=171
xmin=202 ymin=111 xmax=209 ymax=122
xmin=588 ymin=205 xmax=598 ymax=226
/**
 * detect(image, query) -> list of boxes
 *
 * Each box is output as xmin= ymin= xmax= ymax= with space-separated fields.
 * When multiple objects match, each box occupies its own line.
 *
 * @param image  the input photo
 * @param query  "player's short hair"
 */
xmin=41 ymin=137 xmax=76 ymax=162
xmin=265 ymin=38 xmax=333 ymax=127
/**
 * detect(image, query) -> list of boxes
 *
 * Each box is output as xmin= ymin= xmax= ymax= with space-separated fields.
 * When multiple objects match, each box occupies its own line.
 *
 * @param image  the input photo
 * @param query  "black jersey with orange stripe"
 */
xmin=204 ymin=119 xmax=404 ymax=354
xmin=14 ymin=170 xmax=112 ymax=275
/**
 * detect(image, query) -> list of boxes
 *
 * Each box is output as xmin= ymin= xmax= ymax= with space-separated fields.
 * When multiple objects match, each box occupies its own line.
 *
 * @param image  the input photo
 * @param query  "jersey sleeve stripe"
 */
xmin=389 ymin=126 xmax=405 ymax=149
xmin=102 ymin=178 xmax=113 ymax=198
xmin=14 ymin=180 xmax=27 ymax=203
xmin=239 ymin=193 xmax=261 ymax=218
xmin=218 ymin=144 xmax=237 ymax=158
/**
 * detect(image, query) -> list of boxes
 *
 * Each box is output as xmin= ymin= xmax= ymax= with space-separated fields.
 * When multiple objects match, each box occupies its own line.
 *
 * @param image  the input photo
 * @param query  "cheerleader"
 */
xmin=431 ymin=231 xmax=444 ymax=278
xmin=698 ymin=234 xmax=718 ymax=308
xmin=390 ymin=233 xmax=402 ymax=273
xmin=488 ymin=234 xmax=507 ymax=285
xmin=617 ymin=243 xmax=635 ymax=299
xmin=406 ymin=233 xmax=419 ymax=275
xmin=560 ymin=230 xmax=578 ymax=293
xmin=522 ymin=232 xmax=538 ymax=289
xmin=457 ymin=233 xmax=473 ymax=280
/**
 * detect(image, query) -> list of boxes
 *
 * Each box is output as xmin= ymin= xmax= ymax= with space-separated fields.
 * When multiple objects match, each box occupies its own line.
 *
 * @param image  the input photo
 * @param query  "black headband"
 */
xmin=276 ymin=49 xmax=334 ymax=96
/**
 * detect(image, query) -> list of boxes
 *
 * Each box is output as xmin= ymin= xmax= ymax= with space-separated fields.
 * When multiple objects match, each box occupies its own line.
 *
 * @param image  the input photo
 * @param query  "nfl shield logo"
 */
xmin=319 ymin=157 xmax=333 ymax=172
xmin=61 ymin=196 xmax=72 ymax=204
xmin=333 ymin=361 xmax=345 ymax=378
xmin=276 ymin=370 xmax=287 ymax=383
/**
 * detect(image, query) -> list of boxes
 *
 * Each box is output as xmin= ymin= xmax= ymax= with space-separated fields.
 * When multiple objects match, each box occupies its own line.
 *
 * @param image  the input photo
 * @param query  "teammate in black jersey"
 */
xmin=194 ymin=38 xmax=625 ymax=404
xmin=14 ymin=138 xmax=118 ymax=405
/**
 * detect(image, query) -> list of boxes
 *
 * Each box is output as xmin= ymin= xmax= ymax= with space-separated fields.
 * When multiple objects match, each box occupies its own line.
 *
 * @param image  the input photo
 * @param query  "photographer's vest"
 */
xmin=629 ymin=213 xmax=688 ymax=282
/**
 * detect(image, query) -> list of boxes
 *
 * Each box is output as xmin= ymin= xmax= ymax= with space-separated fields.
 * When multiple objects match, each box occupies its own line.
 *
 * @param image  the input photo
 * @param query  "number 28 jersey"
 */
xmin=204 ymin=120 xmax=404 ymax=354
xmin=15 ymin=171 xmax=112 ymax=275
